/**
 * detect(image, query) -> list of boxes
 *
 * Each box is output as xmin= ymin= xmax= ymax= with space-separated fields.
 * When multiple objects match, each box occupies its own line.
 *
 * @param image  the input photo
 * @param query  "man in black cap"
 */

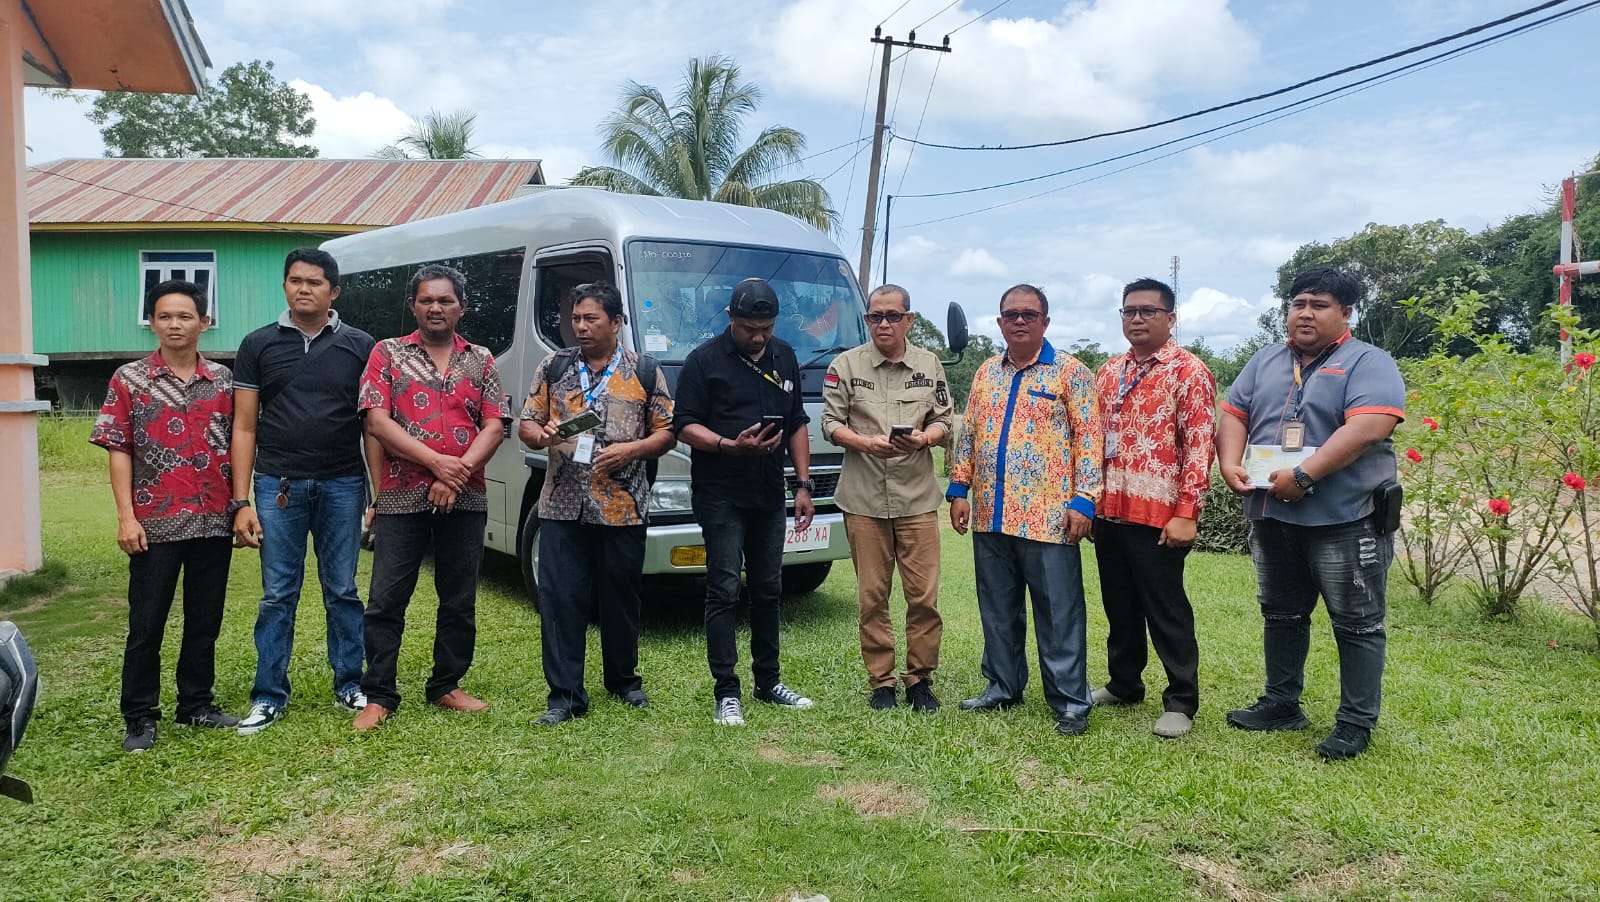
xmin=674 ymin=277 xmax=817 ymax=726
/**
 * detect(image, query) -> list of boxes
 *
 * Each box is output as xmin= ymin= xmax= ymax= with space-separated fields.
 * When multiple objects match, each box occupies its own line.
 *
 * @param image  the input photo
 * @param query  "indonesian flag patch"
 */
xmin=822 ymin=372 xmax=840 ymax=389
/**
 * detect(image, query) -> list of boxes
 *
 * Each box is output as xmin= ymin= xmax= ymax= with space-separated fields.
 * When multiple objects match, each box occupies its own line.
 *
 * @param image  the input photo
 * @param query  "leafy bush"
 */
xmin=1398 ymin=290 xmax=1599 ymax=640
xmin=1195 ymin=471 xmax=1251 ymax=555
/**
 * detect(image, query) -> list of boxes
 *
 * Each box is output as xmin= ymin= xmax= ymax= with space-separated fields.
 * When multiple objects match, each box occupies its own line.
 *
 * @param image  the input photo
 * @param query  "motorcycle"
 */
xmin=0 ymin=621 xmax=39 ymax=803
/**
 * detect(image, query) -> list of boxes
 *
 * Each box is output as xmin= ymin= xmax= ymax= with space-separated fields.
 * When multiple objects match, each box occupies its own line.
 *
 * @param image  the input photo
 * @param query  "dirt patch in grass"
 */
xmin=670 ymin=868 xmax=706 ymax=884
xmin=817 ymin=781 xmax=927 ymax=819
xmin=1290 ymin=851 xmax=1405 ymax=897
xmin=394 ymin=840 xmax=484 ymax=883
xmin=1175 ymin=853 xmax=1273 ymax=902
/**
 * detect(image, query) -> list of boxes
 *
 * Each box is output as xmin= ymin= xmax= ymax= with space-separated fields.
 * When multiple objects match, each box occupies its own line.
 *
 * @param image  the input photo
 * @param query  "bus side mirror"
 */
xmin=943 ymin=302 xmax=968 ymax=365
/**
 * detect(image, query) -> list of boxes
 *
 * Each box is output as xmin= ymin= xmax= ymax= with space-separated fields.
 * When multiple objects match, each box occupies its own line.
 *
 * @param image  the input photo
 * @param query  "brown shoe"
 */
xmin=352 ymin=703 xmax=392 ymax=731
xmin=430 ymin=688 xmax=489 ymax=713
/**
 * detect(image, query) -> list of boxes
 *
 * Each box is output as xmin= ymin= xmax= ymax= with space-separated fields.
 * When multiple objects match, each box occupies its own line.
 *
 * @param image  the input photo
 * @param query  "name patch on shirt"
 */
xmin=851 ymin=378 xmax=876 ymax=389
xmin=905 ymin=372 xmax=934 ymax=389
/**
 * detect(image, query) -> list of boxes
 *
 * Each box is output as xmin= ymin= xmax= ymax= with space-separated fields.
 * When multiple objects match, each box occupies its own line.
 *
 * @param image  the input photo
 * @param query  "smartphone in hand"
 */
xmin=761 ymin=414 xmax=785 ymax=433
xmin=889 ymin=424 xmax=914 ymax=440
xmin=555 ymin=409 xmax=603 ymax=440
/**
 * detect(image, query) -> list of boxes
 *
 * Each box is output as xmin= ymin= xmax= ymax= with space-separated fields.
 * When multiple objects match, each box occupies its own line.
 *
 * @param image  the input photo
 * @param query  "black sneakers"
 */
xmin=1225 ymin=698 xmax=1311 ymax=731
xmin=122 ymin=718 xmax=156 ymax=753
xmin=906 ymin=681 xmax=939 ymax=714
xmin=869 ymin=686 xmax=897 ymax=710
xmin=175 ymin=705 xmax=240 ymax=729
xmin=754 ymin=683 xmax=814 ymax=709
xmin=1316 ymin=723 xmax=1372 ymax=760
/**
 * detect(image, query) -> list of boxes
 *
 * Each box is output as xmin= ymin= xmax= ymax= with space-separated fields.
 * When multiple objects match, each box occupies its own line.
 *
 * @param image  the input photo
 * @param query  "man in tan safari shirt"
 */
xmin=822 ymin=283 xmax=954 ymax=713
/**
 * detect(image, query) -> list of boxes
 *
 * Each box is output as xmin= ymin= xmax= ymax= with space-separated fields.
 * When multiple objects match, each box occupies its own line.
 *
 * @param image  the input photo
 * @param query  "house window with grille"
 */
xmin=138 ymin=251 xmax=217 ymax=324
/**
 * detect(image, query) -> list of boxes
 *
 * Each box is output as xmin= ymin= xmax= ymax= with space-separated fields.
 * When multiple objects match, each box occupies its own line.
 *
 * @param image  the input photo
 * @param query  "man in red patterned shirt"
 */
xmin=351 ymin=264 xmax=509 ymax=730
xmin=1090 ymin=278 xmax=1216 ymax=739
xmin=91 ymin=280 xmax=240 ymax=753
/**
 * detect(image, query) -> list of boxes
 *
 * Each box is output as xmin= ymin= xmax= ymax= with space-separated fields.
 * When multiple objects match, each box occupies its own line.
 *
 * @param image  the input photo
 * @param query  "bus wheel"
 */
xmin=519 ymin=505 xmax=542 ymax=605
xmin=782 ymin=562 xmax=832 ymax=596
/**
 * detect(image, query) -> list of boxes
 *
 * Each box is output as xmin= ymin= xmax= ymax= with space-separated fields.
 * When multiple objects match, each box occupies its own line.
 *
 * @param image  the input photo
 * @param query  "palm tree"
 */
xmin=571 ymin=56 xmax=838 ymax=233
xmin=374 ymin=108 xmax=480 ymax=159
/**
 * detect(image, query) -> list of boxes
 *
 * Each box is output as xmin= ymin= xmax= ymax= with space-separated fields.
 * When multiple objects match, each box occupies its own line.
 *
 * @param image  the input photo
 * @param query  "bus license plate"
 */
xmin=785 ymin=524 xmax=830 ymax=552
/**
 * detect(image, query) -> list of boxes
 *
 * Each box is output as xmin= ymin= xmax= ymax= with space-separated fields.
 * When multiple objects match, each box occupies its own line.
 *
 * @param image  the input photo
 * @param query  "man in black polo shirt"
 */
xmin=674 ymin=278 xmax=817 ymax=727
xmin=231 ymin=248 xmax=377 ymax=734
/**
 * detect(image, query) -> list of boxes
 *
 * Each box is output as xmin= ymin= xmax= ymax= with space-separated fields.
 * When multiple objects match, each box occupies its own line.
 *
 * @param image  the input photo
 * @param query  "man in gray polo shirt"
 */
xmin=1216 ymin=266 xmax=1405 ymax=760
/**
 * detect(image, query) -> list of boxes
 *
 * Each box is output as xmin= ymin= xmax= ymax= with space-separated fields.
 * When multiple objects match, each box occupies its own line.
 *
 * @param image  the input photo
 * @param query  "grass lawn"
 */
xmin=5 ymin=418 xmax=1600 ymax=901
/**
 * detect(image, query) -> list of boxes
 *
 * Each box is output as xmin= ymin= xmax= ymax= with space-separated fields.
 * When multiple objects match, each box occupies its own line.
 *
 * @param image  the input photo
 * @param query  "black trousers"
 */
xmin=1092 ymin=519 xmax=1200 ymax=717
xmin=362 ymin=510 xmax=486 ymax=710
xmin=536 ymin=519 xmax=647 ymax=713
xmin=121 ymin=536 xmax=233 ymax=724
xmin=693 ymin=493 xmax=786 ymax=700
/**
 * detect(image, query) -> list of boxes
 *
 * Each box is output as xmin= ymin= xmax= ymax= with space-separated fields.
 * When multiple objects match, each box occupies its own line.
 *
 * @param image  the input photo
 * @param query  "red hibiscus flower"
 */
xmin=1564 ymin=472 xmax=1587 ymax=492
xmin=1487 ymin=498 xmax=1511 ymax=516
xmin=1574 ymin=352 xmax=1596 ymax=370
xmin=1422 ymin=417 xmax=1439 ymax=431
xmin=1406 ymin=448 xmax=1424 ymax=463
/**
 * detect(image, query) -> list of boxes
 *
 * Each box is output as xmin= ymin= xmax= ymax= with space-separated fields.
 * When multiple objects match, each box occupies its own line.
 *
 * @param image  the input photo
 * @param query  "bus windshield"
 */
xmin=626 ymin=240 xmax=868 ymax=365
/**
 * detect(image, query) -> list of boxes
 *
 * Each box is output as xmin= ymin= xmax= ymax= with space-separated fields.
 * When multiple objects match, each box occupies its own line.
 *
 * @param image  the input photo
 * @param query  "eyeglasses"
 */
xmin=999 ymin=310 xmax=1043 ymax=324
xmin=863 ymin=311 xmax=909 ymax=325
xmin=1118 ymin=306 xmax=1171 ymax=320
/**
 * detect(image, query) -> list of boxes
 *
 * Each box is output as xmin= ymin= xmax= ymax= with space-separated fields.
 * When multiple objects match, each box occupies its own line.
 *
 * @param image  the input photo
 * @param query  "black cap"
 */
xmin=728 ymin=278 xmax=780 ymax=319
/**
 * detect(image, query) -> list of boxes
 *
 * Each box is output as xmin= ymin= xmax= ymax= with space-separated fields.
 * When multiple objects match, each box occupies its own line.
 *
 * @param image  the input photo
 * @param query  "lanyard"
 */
xmin=1113 ymin=354 xmax=1154 ymax=422
xmin=1289 ymin=341 xmax=1340 ymax=420
xmin=579 ymin=348 xmax=622 ymax=407
xmin=739 ymin=352 xmax=789 ymax=392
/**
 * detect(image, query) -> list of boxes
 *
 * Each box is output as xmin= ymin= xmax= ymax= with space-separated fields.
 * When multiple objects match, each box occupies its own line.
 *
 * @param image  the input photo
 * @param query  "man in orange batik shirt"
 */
xmin=1090 ymin=278 xmax=1215 ymax=740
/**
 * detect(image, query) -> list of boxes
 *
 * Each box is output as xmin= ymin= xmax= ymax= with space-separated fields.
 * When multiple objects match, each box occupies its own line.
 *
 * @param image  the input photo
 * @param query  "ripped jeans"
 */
xmin=1249 ymin=517 xmax=1392 ymax=729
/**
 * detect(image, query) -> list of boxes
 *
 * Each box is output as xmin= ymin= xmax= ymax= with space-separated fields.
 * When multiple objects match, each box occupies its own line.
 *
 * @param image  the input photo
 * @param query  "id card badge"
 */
xmin=1282 ymin=422 xmax=1306 ymax=453
xmin=573 ymin=433 xmax=596 ymax=465
xmin=1104 ymin=429 xmax=1119 ymax=459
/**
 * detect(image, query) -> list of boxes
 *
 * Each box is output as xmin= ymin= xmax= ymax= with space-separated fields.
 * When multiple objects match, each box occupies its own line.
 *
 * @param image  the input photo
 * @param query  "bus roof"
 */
xmin=321 ymin=187 xmax=848 ymax=272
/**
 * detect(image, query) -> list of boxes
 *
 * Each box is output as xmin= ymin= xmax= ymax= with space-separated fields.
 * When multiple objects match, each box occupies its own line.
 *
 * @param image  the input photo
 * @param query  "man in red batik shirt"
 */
xmin=92 ymin=280 xmax=240 ymax=753
xmin=352 ymin=264 xmax=509 ymax=730
xmin=1090 ymin=278 xmax=1216 ymax=739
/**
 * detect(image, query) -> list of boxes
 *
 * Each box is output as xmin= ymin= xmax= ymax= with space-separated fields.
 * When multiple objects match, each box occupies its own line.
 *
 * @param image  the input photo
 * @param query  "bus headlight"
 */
xmin=649 ymin=477 xmax=693 ymax=514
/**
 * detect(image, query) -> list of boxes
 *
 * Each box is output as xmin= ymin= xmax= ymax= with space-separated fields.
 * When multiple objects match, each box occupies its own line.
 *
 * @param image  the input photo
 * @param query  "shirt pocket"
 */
xmin=893 ymin=396 xmax=933 ymax=431
xmin=1027 ymin=387 xmax=1058 ymax=401
xmin=602 ymin=398 xmax=646 ymax=443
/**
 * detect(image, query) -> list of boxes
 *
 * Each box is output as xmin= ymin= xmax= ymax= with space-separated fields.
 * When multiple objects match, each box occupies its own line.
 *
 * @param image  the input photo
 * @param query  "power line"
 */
xmin=895 ymin=0 xmax=1596 ymax=228
xmin=840 ymin=49 xmax=880 ymax=221
xmin=894 ymin=52 xmax=944 ymax=197
xmin=896 ymin=0 xmax=1581 ymax=152
xmin=947 ymin=0 xmax=1016 ymax=36
xmin=910 ymin=0 xmax=961 ymax=32
xmin=895 ymin=0 xmax=1600 ymax=201
xmin=875 ymin=0 xmax=916 ymax=28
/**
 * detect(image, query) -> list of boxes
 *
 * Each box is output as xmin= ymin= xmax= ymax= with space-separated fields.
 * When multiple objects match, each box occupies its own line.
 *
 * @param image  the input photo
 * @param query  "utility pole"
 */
xmin=1170 ymin=255 xmax=1180 ymax=300
xmin=857 ymin=27 xmax=950 ymax=294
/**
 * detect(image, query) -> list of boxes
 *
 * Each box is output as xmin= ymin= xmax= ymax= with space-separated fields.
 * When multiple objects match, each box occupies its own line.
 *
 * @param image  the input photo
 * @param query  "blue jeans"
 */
xmin=250 ymin=473 xmax=367 ymax=708
xmin=694 ymin=493 xmax=786 ymax=701
xmin=1249 ymin=517 xmax=1391 ymax=729
xmin=972 ymin=531 xmax=1092 ymax=721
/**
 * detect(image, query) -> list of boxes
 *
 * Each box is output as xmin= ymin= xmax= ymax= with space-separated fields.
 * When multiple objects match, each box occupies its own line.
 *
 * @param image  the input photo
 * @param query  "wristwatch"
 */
xmin=793 ymin=479 xmax=815 ymax=494
xmin=1291 ymin=466 xmax=1315 ymax=490
xmin=227 ymin=499 xmax=252 ymax=514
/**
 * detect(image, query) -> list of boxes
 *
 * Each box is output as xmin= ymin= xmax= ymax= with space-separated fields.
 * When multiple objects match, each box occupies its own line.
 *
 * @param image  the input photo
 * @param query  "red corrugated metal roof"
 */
xmin=26 ymin=158 xmax=546 ymax=227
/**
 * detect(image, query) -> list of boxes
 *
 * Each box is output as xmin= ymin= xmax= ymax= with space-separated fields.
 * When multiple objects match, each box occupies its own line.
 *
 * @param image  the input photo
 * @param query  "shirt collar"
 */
xmin=277 ymin=308 xmax=343 ymax=335
xmin=1005 ymin=338 xmax=1055 ymax=370
xmin=1285 ymin=329 xmax=1351 ymax=354
xmin=145 ymin=349 xmax=214 ymax=381
xmin=867 ymin=340 xmax=912 ymax=368
xmin=400 ymin=330 xmax=470 ymax=353
xmin=1122 ymin=337 xmax=1180 ymax=367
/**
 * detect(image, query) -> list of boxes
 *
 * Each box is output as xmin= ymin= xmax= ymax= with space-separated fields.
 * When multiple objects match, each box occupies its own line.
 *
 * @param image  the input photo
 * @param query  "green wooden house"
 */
xmin=27 ymin=157 xmax=545 ymax=403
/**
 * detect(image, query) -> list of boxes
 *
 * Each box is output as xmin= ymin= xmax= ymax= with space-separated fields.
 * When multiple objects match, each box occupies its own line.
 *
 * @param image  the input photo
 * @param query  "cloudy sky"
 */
xmin=24 ymin=0 xmax=1600 ymax=352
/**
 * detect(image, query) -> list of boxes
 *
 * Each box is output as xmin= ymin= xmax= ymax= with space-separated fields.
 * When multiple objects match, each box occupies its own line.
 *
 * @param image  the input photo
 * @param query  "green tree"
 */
xmin=374 ymin=109 xmax=480 ymax=160
xmin=907 ymin=313 xmax=946 ymax=355
xmin=88 ymin=60 xmax=317 ymax=158
xmin=1065 ymin=339 xmax=1109 ymax=372
xmin=571 ymin=56 xmax=838 ymax=233
xmin=1274 ymin=220 xmax=1484 ymax=358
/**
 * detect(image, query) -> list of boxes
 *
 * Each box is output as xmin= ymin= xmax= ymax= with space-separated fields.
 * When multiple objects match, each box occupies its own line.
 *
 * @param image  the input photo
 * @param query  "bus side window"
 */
xmin=534 ymin=258 xmax=609 ymax=349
